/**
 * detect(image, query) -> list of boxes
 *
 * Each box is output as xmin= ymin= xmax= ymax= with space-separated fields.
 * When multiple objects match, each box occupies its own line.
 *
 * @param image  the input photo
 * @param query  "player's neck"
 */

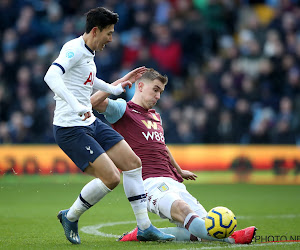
xmin=83 ymin=33 xmax=95 ymax=51
xmin=131 ymin=98 xmax=148 ymax=110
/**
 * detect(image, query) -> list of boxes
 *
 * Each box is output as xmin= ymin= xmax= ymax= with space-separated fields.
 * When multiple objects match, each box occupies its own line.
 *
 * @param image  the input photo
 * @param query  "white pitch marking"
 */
xmin=80 ymin=219 xmax=162 ymax=238
xmin=81 ymin=220 xmax=136 ymax=238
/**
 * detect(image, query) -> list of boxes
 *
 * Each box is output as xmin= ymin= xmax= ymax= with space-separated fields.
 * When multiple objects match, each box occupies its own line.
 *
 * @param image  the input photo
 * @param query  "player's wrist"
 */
xmin=111 ymin=83 xmax=124 ymax=95
xmin=74 ymin=103 xmax=90 ymax=116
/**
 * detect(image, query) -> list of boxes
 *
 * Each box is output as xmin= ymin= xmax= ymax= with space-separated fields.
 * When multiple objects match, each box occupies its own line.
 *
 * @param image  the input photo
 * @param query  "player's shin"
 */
xmin=184 ymin=213 xmax=233 ymax=243
xmin=67 ymin=178 xmax=111 ymax=222
xmin=122 ymin=167 xmax=151 ymax=230
xmin=159 ymin=227 xmax=196 ymax=241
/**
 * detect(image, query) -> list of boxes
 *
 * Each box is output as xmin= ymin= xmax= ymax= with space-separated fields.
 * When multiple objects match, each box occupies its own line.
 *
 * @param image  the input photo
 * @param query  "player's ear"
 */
xmin=92 ymin=27 xmax=99 ymax=36
xmin=138 ymin=81 xmax=144 ymax=92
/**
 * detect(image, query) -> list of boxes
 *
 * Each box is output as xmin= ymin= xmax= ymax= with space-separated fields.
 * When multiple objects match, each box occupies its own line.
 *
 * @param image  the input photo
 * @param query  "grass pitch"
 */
xmin=0 ymin=173 xmax=299 ymax=249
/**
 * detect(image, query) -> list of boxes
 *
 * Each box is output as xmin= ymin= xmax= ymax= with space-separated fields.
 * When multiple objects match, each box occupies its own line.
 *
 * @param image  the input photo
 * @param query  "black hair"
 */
xmin=85 ymin=7 xmax=119 ymax=33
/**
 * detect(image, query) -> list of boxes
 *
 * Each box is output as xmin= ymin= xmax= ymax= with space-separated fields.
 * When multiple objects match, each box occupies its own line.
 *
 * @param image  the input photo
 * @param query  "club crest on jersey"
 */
xmin=66 ymin=51 xmax=75 ymax=58
xmin=158 ymin=183 xmax=169 ymax=192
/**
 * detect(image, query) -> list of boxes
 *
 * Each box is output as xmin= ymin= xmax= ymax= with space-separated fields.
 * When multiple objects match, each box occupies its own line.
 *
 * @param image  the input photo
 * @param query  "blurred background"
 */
xmin=0 ymin=0 xmax=300 ymax=183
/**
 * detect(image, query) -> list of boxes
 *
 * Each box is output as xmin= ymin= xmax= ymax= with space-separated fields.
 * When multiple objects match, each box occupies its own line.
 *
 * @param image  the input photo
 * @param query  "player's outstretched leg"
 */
xmin=57 ymin=209 xmax=81 ymax=244
xmin=229 ymin=226 xmax=257 ymax=244
xmin=119 ymin=226 xmax=257 ymax=243
xmin=118 ymin=225 xmax=175 ymax=242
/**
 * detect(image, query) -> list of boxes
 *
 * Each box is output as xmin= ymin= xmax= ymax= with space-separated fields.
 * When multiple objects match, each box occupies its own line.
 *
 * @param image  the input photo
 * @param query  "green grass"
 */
xmin=0 ymin=173 xmax=299 ymax=249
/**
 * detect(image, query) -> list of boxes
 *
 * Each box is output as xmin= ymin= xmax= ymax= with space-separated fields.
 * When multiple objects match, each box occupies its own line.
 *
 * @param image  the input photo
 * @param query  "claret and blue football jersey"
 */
xmin=103 ymin=100 xmax=183 ymax=182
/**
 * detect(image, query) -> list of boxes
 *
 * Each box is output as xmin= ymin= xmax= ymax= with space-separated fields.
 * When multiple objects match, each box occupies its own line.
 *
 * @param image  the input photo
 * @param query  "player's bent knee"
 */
xmin=108 ymin=171 xmax=120 ymax=189
xmin=122 ymin=154 xmax=142 ymax=171
xmin=130 ymin=154 xmax=142 ymax=169
xmin=131 ymin=154 xmax=142 ymax=169
xmin=176 ymin=200 xmax=193 ymax=214
xmin=171 ymin=200 xmax=194 ymax=223
xmin=94 ymin=168 xmax=120 ymax=190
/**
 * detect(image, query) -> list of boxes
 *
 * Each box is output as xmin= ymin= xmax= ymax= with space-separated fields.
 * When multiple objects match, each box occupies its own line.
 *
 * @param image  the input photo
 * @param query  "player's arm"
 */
xmin=93 ymin=98 xmax=127 ymax=124
xmin=91 ymin=66 xmax=147 ymax=108
xmin=166 ymin=146 xmax=197 ymax=181
xmin=91 ymin=78 xmax=131 ymax=109
xmin=44 ymin=64 xmax=91 ymax=121
xmin=93 ymin=77 xmax=132 ymax=96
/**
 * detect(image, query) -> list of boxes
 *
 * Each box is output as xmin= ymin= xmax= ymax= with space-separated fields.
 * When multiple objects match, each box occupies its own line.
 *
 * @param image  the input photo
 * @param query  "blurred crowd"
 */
xmin=1 ymin=0 xmax=300 ymax=144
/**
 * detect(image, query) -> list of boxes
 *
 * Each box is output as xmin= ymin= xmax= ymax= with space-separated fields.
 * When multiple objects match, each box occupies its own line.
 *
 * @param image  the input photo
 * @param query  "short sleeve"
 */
xmin=103 ymin=98 xmax=127 ymax=124
xmin=53 ymin=45 xmax=82 ymax=73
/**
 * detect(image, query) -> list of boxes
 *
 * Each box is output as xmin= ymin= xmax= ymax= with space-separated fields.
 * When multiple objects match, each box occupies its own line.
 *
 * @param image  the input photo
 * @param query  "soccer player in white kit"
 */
xmin=44 ymin=7 xmax=174 ymax=244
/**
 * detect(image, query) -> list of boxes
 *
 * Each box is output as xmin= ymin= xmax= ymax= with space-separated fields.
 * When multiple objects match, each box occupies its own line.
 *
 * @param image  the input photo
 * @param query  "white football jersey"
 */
xmin=52 ymin=36 xmax=97 ymax=127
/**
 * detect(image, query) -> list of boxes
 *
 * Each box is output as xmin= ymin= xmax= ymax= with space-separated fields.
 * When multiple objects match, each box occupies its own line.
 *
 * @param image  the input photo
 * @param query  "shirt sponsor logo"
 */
xmin=84 ymin=72 xmax=94 ymax=86
xmin=142 ymin=131 xmax=165 ymax=142
xmin=141 ymin=120 xmax=157 ymax=130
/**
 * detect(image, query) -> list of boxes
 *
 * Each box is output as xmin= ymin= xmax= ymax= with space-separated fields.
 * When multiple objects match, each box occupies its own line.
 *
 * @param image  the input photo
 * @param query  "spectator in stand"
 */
xmin=150 ymin=24 xmax=182 ymax=77
xmin=271 ymin=96 xmax=298 ymax=144
xmin=202 ymin=93 xmax=220 ymax=143
xmin=121 ymin=29 xmax=145 ymax=67
xmin=233 ymin=99 xmax=253 ymax=144
xmin=217 ymin=109 xmax=235 ymax=143
xmin=249 ymin=107 xmax=274 ymax=144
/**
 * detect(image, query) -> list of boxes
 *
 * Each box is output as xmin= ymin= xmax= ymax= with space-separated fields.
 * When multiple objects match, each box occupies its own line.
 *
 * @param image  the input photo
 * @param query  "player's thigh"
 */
xmin=84 ymin=153 xmax=120 ymax=189
xmin=93 ymin=119 xmax=141 ymax=171
xmin=106 ymin=139 xmax=141 ymax=171
xmin=179 ymin=189 xmax=208 ymax=219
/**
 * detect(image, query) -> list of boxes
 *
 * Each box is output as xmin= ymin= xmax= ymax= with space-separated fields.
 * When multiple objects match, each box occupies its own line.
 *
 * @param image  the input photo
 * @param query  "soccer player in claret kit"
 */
xmin=91 ymin=68 xmax=257 ymax=244
xmin=44 ymin=7 xmax=175 ymax=244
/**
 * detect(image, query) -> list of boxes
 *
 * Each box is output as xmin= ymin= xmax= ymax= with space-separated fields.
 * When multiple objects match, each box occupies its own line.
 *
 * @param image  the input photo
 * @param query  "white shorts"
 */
xmin=144 ymin=177 xmax=207 ymax=227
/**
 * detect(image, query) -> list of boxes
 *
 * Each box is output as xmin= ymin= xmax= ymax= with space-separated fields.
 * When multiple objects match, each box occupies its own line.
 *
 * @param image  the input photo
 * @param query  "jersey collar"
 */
xmin=84 ymin=44 xmax=95 ymax=55
xmin=80 ymin=36 xmax=95 ymax=56
xmin=128 ymin=101 xmax=156 ymax=113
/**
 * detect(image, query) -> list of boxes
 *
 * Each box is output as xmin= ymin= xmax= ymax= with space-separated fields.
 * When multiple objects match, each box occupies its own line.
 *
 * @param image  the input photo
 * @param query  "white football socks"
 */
xmin=122 ymin=167 xmax=151 ymax=230
xmin=67 ymin=178 xmax=111 ymax=222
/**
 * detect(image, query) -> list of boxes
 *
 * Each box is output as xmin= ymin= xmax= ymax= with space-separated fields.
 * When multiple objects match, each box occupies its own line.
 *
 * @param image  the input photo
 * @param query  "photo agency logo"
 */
xmin=254 ymin=235 xmax=300 ymax=243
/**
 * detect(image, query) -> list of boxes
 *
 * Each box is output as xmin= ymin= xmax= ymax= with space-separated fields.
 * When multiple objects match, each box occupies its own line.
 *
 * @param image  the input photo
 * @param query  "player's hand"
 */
xmin=76 ymin=104 xmax=91 ymax=121
xmin=181 ymin=170 xmax=197 ymax=181
xmin=121 ymin=80 xmax=132 ymax=91
xmin=122 ymin=66 xmax=147 ymax=83
xmin=81 ymin=111 xmax=91 ymax=121
xmin=112 ymin=81 xmax=132 ymax=95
